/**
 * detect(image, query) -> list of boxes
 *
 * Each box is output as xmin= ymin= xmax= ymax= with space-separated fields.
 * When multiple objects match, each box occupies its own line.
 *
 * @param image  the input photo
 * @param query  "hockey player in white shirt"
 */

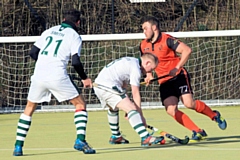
xmin=13 ymin=9 xmax=95 ymax=156
xmin=94 ymin=53 xmax=165 ymax=146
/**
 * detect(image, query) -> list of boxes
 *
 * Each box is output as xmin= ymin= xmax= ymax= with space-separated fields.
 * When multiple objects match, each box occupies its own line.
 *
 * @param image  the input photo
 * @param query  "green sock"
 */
xmin=74 ymin=110 xmax=88 ymax=141
xmin=108 ymin=109 xmax=121 ymax=137
xmin=128 ymin=110 xmax=149 ymax=139
xmin=15 ymin=113 xmax=32 ymax=146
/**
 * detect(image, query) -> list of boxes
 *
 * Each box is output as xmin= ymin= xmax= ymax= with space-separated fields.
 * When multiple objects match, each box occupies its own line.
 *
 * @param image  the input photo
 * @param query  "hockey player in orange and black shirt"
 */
xmin=140 ymin=16 xmax=227 ymax=142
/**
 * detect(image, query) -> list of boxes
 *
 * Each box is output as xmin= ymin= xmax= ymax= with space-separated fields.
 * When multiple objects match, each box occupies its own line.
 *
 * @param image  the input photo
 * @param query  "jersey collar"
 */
xmin=60 ymin=20 xmax=78 ymax=32
xmin=147 ymin=32 xmax=162 ymax=44
xmin=138 ymin=57 xmax=142 ymax=67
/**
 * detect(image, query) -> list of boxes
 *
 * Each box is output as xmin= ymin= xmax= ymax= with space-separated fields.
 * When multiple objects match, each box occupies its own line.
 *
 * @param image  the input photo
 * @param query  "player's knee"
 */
xmin=75 ymin=103 xmax=85 ymax=110
xmin=109 ymin=107 xmax=119 ymax=113
xmin=166 ymin=110 xmax=175 ymax=116
xmin=70 ymin=96 xmax=86 ymax=109
xmin=165 ymin=105 xmax=177 ymax=116
xmin=184 ymin=101 xmax=195 ymax=109
xmin=24 ymin=101 xmax=37 ymax=116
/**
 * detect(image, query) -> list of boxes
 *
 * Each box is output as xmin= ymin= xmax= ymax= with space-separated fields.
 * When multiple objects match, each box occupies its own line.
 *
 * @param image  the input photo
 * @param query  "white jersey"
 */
xmin=32 ymin=23 xmax=82 ymax=81
xmin=95 ymin=57 xmax=141 ymax=88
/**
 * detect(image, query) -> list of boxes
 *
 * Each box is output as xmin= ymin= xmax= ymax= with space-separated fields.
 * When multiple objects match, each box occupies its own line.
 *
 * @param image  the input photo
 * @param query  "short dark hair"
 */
xmin=63 ymin=9 xmax=81 ymax=23
xmin=140 ymin=16 xmax=160 ymax=30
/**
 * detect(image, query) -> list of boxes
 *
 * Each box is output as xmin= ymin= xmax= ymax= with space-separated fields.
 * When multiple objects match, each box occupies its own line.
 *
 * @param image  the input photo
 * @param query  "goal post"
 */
xmin=0 ymin=30 xmax=240 ymax=113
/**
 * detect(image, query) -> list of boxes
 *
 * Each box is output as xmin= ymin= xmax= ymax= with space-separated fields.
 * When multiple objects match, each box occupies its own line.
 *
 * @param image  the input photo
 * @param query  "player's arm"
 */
xmin=130 ymin=69 xmax=142 ymax=110
xmin=131 ymin=85 xmax=141 ymax=109
xmin=30 ymin=30 xmax=48 ymax=61
xmin=144 ymin=72 xmax=154 ymax=86
xmin=167 ymin=37 xmax=192 ymax=76
xmin=131 ymin=85 xmax=143 ymax=117
xmin=72 ymin=54 xmax=92 ymax=88
xmin=29 ymin=45 xmax=40 ymax=61
xmin=131 ymin=84 xmax=146 ymax=125
xmin=124 ymin=85 xmax=146 ymax=125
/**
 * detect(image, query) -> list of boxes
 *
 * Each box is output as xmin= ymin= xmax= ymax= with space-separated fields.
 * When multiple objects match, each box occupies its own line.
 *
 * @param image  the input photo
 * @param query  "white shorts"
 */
xmin=27 ymin=76 xmax=79 ymax=103
xmin=93 ymin=87 xmax=126 ymax=110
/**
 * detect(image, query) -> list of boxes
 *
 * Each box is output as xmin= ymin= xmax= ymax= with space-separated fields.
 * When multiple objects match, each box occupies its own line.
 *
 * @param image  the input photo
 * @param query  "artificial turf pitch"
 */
xmin=1 ymin=106 xmax=240 ymax=160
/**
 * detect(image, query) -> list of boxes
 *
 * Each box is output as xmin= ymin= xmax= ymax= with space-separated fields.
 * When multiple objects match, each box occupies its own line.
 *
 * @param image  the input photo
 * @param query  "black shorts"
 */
xmin=159 ymin=68 xmax=193 ymax=104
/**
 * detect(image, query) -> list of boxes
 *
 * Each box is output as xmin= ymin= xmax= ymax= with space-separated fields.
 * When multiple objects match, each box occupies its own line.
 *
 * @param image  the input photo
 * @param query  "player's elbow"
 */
xmin=72 ymin=54 xmax=81 ymax=66
xmin=29 ymin=45 xmax=40 ymax=61
xmin=183 ymin=47 xmax=192 ymax=57
xmin=187 ymin=47 xmax=192 ymax=54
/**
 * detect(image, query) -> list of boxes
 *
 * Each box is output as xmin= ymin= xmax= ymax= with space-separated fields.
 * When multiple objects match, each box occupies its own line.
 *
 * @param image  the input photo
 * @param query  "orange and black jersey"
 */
xmin=140 ymin=32 xmax=182 ymax=84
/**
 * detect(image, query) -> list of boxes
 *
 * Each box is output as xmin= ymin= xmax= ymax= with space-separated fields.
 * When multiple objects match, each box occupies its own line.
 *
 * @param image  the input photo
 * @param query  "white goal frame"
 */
xmin=0 ymin=30 xmax=240 ymax=113
xmin=1 ymin=30 xmax=240 ymax=43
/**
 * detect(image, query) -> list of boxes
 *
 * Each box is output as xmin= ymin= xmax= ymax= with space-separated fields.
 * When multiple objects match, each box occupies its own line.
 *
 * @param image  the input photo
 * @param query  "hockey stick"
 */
xmin=147 ymin=125 xmax=189 ymax=145
xmin=140 ymin=74 xmax=169 ymax=85
xmin=71 ymin=75 xmax=127 ymax=96
xmin=92 ymin=82 xmax=127 ymax=96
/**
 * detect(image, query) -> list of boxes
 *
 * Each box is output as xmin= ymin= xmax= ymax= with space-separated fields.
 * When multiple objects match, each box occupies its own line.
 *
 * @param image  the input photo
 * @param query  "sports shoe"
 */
xmin=190 ymin=129 xmax=208 ymax=142
xmin=141 ymin=135 xmax=164 ymax=147
xmin=74 ymin=139 xmax=96 ymax=154
xmin=213 ymin=110 xmax=227 ymax=130
xmin=13 ymin=145 xmax=23 ymax=156
xmin=109 ymin=135 xmax=129 ymax=144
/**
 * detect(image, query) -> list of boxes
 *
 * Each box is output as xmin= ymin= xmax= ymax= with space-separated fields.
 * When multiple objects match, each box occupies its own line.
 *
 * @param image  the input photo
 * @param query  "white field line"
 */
xmin=1 ymin=147 xmax=240 ymax=151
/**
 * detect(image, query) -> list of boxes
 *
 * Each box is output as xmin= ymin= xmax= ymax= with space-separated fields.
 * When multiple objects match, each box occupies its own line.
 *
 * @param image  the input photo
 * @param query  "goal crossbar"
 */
xmin=1 ymin=30 xmax=240 ymax=43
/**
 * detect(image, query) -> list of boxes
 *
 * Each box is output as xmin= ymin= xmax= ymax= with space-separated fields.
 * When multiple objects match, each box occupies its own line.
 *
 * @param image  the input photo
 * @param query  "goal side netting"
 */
xmin=0 ymin=30 xmax=240 ymax=113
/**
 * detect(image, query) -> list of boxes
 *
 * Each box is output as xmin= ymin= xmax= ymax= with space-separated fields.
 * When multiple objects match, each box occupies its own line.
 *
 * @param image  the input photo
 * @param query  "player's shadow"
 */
xmin=22 ymin=150 xmax=75 ymax=156
xmin=22 ymin=135 xmax=240 ymax=155
xmin=98 ymin=135 xmax=240 ymax=154
xmin=22 ymin=144 xmax=174 ymax=156
xmin=97 ymin=141 xmax=184 ymax=154
xmin=207 ymin=135 xmax=240 ymax=141
xmin=187 ymin=135 xmax=240 ymax=146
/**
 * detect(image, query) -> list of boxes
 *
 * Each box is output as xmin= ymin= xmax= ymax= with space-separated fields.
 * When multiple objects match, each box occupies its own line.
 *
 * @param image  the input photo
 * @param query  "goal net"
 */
xmin=0 ymin=30 xmax=240 ymax=112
